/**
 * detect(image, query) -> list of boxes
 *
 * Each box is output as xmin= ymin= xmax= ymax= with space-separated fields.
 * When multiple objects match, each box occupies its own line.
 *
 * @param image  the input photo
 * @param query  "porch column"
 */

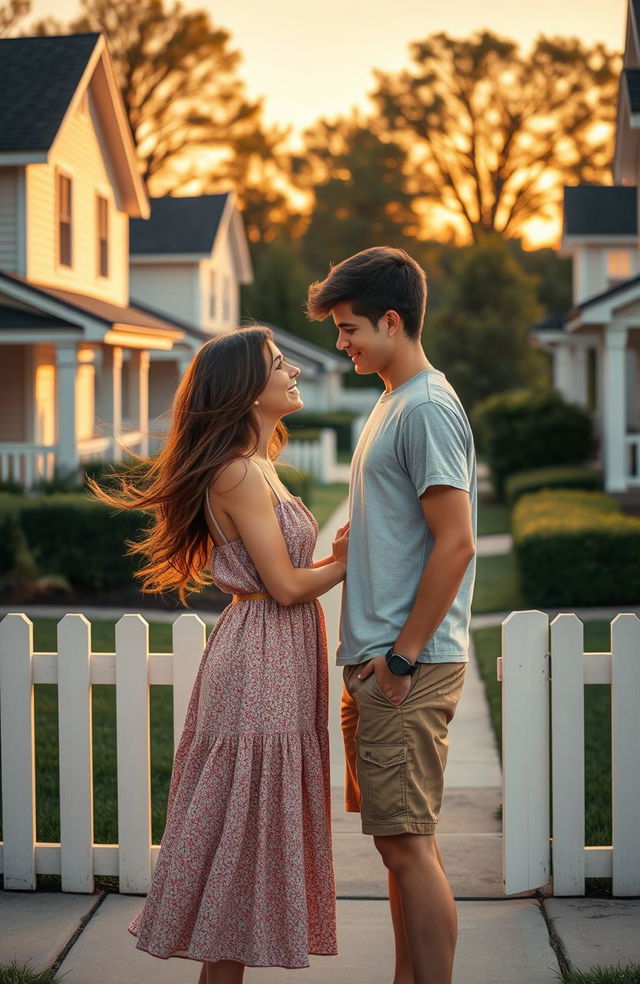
xmin=572 ymin=345 xmax=589 ymax=408
xmin=552 ymin=343 xmax=575 ymax=403
xmin=55 ymin=343 xmax=79 ymax=474
xmin=603 ymin=327 xmax=628 ymax=493
xmin=129 ymin=350 xmax=150 ymax=456
xmin=97 ymin=345 xmax=123 ymax=463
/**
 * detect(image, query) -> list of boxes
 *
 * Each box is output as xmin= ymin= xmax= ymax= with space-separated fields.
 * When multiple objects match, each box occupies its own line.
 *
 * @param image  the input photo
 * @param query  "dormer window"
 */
xmin=96 ymin=194 xmax=109 ymax=278
xmin=57 ymin=172 xmax=72 ymax=268
xmin=607 ymin=249 xmax=633 ymax=284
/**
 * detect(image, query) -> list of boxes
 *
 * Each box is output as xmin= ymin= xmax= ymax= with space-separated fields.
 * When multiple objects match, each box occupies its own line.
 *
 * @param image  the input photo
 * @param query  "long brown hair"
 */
xmin=88 ymin=325 xmax=288 ymax=603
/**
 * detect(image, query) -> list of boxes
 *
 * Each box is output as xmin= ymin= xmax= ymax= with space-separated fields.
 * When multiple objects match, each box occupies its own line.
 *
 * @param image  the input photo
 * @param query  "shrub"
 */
xmin=286 ymin=412 xmax=357 ymax=453
xmin=472 ymin=388 xmax=594 ymax=498
xmin=512 ymin=489 xmax=640 ymax=606
xmin=276 ymin=464 xmax=312 ymax=504
xmin=0 ymin=494 xmax=26 ymax=575
xmin=505 ymin=465 xmax=603 ymax=507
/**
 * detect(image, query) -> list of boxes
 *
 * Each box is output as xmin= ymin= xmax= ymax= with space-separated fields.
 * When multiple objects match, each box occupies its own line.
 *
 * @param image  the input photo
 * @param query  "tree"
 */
xmin=0 ymin=0 xmax=29 ymax=35
xmin=294 ymin=114 xmax=421 ymax=271
xmin=373 ymin=32 xmax=619 ymax=243
xmin=428 ymin=235 xmax=547 ymax=409
xmin=30 ymin=0 xmax=284 ymax=224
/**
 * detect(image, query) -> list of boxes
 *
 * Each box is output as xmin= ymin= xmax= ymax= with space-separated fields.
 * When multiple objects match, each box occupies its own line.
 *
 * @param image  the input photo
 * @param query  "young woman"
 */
xmin=90 ymin=325 xmax=346 ymax=982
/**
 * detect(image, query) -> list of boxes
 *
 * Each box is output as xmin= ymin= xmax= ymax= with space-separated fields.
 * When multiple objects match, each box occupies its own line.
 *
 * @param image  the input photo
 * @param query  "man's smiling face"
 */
xmin=332 ymin=301 xmax=392 ymax=375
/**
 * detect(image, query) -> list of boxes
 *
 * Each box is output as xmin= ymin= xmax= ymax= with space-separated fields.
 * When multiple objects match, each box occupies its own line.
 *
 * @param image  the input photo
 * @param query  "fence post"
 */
xmin=611 ymin=613 xmax=640 ymax=895
xmin=550 ymin=614 xmax=585 ymax=895
xmin=0 ymin=613 xmax=36 ymax=890
xmin=116 ymin=614 xmax=151 ymax=894
xmin=320 ymin=428 xmax=337 ymax=484
xmin=501 ymin=610 xmax=550 ymax=895
xmin=172 ymin=614 xmax=206 ymax=755
xmin=58 ymin=614 xmax=94 ymax=893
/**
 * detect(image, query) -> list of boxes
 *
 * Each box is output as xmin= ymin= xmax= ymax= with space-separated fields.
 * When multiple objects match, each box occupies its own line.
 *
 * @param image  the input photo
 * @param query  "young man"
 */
xmin=307 ymin=246 xmax=477 ymax=984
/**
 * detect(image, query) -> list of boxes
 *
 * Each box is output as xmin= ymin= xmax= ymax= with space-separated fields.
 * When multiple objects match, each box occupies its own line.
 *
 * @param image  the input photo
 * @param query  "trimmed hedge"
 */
xmin=472 ymin=388 xmax=594 ymax=498
xmin=286 ymin=411 xmax=357 ymax=454
xmin=0 ymin=494 xmax=24 ymax=575
xmin=505 ymin=465 xmax=603 ymax=507
xmin=512 ymin=489 xmax=640 ymax=606
xmin=276 ymin=463 xmax=313 ymax=504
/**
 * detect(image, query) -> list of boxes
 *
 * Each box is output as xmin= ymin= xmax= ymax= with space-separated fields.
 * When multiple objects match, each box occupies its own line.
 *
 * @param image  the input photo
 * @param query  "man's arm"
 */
xmin=359 ymin=485 xmax=475 ymax=704
xmin=394 ymin=485 xmax=475 ymax=660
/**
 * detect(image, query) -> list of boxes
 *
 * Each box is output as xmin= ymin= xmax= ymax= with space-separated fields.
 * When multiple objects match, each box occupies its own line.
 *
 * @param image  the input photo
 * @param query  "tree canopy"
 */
xmin=0 ymin=0 xmax=29 ymax=35
xmin=373 ymin=31 xmax=619 ymax=242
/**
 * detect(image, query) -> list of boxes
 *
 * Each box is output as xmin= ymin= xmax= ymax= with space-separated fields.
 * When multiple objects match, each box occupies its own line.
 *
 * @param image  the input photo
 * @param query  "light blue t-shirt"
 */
xmin=337 ymin=369 xmax=477 ymax=665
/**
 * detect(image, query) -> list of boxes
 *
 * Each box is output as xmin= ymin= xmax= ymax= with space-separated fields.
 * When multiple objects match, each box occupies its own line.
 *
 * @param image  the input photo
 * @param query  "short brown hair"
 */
xmin=307 ymin=246 xmax=427 ymax=340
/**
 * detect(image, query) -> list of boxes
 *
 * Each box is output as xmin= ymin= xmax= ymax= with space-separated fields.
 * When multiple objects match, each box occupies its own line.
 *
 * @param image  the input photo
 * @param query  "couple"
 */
xmin=114 ymin=247 xmax=477 ymax=984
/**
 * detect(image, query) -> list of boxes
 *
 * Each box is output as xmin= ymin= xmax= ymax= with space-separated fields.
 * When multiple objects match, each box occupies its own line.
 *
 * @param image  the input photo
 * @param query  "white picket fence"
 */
xmin=280 ymin=427 xmax=338 ymax=483
xmin=0 ymin=612 xmax=205 ymax=894
xmin=499 ymin=610 xmax=640 ymax=897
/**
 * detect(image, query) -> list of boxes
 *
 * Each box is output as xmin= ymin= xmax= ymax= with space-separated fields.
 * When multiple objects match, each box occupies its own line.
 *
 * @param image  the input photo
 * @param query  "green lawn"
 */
xmin=308 ymin=481 xmax=348 ymax=527
xmin=472 ymin=552 xmax=524 ymax=614
xmin=477 ymin=493 xmax=510 ymax=537
xmin=560 ymin=967 xmax=640 ymax=984
xmin=473 ymin=620 xmax=612 ymax=850
xmin=0 ymin=964 xmax=59 ymax=984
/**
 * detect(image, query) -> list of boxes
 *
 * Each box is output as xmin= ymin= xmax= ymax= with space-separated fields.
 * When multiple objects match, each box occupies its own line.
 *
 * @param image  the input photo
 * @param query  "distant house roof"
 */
xmin=0 ymin=33 xmax=100 ymax=153
xmin=0 ymin=305 xmax=71 ymax=330
xmin=0 ymin=272 xmax=184 ymax=337
xmin=130 ymin=194 xmax=231 ymax=255
xmin=530 ymin=313 xmax=567 ymax=336
xmin=574 ymin=272 xmax=640 ymax=313
xmin=625 ymin=68 xmax=640 ymax=113
xmin=563 ymin=185 xmax=637 ymax=237
xmin=634 ymin=1 xmax=640 ymax=43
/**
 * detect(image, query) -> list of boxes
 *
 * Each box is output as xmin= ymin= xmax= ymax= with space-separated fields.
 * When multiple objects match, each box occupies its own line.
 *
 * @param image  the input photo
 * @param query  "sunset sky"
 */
xmin=31 ymin=0 xmax=626 ymax=134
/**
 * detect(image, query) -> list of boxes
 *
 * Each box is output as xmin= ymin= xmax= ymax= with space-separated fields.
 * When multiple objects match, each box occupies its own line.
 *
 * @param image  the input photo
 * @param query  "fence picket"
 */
xmin=550 ymin=614 xmax=585 ymax=895
xmin=501 ymin=610 xmax=550 ymax=895
xmin=58 ymin=614 xmax=94 ymax=893
xmin=172 ymin=614 xmax=206 ymax=755
xmin=0 ymin=613 xmax=36 ymax=889
xmin=611 ymin=613 xmax=640 ymax=895
xmin=115 ymin=614 xmax=151 ymax=894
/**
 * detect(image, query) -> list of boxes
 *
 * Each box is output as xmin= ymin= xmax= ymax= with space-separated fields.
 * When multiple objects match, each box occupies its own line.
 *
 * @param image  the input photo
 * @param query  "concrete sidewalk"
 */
xmin=3 ymin=496 xmax=640 ymax=982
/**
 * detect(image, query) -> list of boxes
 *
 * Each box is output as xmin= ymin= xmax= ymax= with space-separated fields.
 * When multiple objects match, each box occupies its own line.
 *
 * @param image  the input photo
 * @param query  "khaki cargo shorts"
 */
xmin=341 ymin=660 xmax=466 ymax=836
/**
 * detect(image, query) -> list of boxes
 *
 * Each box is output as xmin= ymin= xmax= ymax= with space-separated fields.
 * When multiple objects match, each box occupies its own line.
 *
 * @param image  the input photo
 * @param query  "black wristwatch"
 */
xmin=385 ymin=646 xmax=418 ymax=676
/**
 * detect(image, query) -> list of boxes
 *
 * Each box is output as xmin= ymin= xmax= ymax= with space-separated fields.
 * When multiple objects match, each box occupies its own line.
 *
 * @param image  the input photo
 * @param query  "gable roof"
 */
xmin=130 ymin=194 xmax=231 ymax=255
xmin=563 ymin=185 xmax=637 ymax=237
xmin=0 ymin=32 xmax=148 ymax=217
xmin=0 ymin=33 xmax=100 ymax=154
xmin=634 ymin=1 xmax=640 ymax=46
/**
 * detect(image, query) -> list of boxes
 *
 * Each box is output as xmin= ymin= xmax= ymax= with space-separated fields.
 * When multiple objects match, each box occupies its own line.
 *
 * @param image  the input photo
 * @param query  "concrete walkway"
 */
xmin=2 ymin=495 xmax=640 ymax=982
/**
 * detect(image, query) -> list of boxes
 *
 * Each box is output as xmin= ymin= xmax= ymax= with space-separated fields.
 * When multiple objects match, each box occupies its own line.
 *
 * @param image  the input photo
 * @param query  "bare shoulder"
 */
xmin=211 ymin=457 xmax=267 ymax=505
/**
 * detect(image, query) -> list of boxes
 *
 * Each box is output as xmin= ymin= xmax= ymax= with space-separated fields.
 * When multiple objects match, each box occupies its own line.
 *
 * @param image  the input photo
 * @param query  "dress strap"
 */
xmin=204 ymin=486 xmax=231 ymax=545
xmin=256 ymin=463 xmax=284 ymax=504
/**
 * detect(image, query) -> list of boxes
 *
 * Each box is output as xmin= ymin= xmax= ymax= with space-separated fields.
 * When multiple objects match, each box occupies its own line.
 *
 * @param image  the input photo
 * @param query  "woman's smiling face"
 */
xmin=256 ymin=340 xmax=303 ymax=417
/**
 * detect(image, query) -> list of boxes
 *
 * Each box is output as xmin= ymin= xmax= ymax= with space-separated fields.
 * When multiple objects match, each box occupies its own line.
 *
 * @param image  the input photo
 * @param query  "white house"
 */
xmin=534 ymin=0 xmax=640 ymax=494
xmin=129 ymin=195 xmax=353 ymax=420
xmin=0 ymin=32 xmax=185 ymax=486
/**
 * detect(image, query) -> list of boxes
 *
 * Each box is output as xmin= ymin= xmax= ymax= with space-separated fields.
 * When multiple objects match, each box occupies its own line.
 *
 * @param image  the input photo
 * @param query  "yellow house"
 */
xmin=0 ymin=32 xmax=184 ymax=486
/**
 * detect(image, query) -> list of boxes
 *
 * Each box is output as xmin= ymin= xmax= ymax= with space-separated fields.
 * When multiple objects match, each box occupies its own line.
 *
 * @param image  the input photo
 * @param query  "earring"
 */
xmin=254 ymin=400 xmax=260 ymax=406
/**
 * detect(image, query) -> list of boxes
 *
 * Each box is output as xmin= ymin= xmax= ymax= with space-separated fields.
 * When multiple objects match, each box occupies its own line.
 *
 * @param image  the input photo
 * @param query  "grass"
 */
xmin=308 ymin=481 xmax=348 ymax=527
xmin=0 ymin=965 xmax=60 ymax=984
xmin=477 ymin=492 xmax=510 ymax=537
xmin=473 ymin=619 xmax=613 ymax=858
xmin=472 ymin=552 xmax=524 ymax=614
xmin=559 ymin=966 xmax=640 ymax=984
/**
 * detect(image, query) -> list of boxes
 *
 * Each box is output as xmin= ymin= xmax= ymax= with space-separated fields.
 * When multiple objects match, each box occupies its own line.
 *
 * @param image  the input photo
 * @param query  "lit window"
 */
xmin=607 ymin=249 xmax=633 ymax=281
xmin=58 ymin=173 xmax=72 ymax=267
xmin=97 ymin=195 xmax=108 ymax=278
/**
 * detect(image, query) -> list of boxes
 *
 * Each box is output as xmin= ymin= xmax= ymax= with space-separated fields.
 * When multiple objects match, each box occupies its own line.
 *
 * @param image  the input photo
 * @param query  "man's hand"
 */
xmin=358 ymin=655 xmax=412 ymax=707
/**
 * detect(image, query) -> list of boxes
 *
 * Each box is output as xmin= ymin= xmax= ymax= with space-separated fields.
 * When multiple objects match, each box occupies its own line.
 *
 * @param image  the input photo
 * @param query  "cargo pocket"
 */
xmin=358 ymin=743 xmax=407 ymax=820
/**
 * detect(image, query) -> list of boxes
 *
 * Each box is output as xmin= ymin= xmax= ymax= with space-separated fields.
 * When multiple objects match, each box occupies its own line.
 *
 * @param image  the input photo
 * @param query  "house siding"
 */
xmin=130 ymin=263 xmax=199 ymax=328
xmin=204 ymin=230 xmax=239 ymax=332
xmin=0 ymin=168 xmax=19 ymax=272
xmin=26 ymin=95 xmax=128 ymax=305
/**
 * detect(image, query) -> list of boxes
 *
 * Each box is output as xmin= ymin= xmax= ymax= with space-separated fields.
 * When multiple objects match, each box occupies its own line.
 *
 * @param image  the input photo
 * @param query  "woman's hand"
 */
xmin=332 ymin=521 xmax=349 ymax=567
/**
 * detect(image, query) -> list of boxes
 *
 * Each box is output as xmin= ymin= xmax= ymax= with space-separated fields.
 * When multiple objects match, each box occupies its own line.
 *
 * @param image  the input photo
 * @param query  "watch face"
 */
xmin=389 ymin=652 xmax=411 ymax=675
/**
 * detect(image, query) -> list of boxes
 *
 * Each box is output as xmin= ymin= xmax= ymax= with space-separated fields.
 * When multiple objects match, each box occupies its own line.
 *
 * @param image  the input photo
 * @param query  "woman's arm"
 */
xmin=211 ymin=460 xmax=347 ymax=606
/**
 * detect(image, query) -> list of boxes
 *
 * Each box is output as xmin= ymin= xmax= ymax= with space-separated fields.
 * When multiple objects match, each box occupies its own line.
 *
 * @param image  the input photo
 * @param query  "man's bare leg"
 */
xmin=389 ymin=870 xmax=415 ymax=984
xmin=197 ymin=960 xmax=245 ymax=983
xmin=375 ymin=834 xmax=457 ymax=984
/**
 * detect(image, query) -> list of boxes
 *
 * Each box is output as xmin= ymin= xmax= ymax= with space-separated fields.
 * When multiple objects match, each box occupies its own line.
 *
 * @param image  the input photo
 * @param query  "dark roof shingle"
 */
xmin=130 ymin=194 xmax=230 ymax=255
xmin=625 ymin=68 xmax=640 ymax=113
xmin=0 ymin=33 xmax=100 ymax=153
xmin=563 ymin=185 xmax=637 ymax=237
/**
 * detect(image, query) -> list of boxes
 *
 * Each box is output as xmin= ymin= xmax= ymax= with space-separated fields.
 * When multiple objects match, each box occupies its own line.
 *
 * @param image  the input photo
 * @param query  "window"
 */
xmin=97 ymin=195 xmax=109 ymax=277
xmin=607 ymin=249 xmax=633 ymax=282
xmin=223 ymin=277 xmax=230 ymax=323
xmin=209 ymin=269 xmax=216 ymax=319
xmin=58 ymin=173 xmax=72 ymax=267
